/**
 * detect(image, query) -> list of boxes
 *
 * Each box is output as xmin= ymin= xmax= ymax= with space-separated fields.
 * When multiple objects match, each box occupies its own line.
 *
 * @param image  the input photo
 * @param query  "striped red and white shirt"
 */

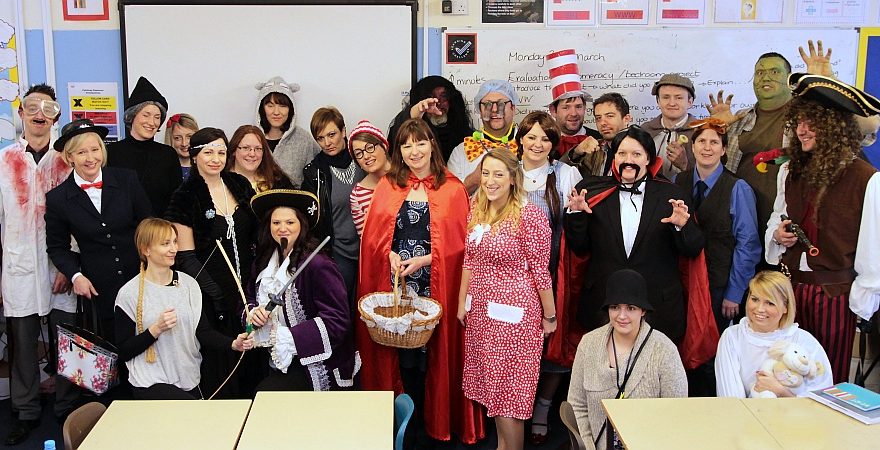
xmin=349 ymin=183 xmax=375 ymax=236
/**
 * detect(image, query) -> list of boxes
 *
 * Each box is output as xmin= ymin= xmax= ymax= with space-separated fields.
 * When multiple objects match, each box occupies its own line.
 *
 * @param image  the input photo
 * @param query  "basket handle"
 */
xmin=392 ymin=268 xmax=400 ymax=317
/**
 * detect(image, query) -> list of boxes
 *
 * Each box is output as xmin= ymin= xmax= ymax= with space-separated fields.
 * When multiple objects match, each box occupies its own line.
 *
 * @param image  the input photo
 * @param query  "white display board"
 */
xmin=121 ymin=2 xmax=415 ymax=139
xmin=443 ymin=28 xmax=858 ymax=126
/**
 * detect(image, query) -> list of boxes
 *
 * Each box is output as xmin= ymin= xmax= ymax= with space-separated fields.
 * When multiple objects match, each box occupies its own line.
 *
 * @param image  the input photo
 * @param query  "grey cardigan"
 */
xmin=568 ymin=323 xmax=688 ymax=450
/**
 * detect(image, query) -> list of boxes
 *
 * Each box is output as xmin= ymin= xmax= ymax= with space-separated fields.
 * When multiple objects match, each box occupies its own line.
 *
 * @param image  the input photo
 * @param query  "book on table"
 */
xmin=807 ymin=382 xmax=880 ymax=425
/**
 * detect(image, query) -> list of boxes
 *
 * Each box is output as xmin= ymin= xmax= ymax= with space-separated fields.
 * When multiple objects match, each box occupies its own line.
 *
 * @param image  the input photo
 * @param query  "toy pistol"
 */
xmin=781 ymin=215 xmax=820 ymax=257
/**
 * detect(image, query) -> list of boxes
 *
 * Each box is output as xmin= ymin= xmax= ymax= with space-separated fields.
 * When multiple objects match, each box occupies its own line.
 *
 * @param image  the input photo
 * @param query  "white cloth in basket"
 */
xmin=360 ymin=288 xmax=441 ymax=335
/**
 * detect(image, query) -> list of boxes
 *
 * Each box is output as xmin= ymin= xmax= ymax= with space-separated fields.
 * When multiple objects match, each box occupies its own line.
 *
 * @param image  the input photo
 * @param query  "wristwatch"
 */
xmin=543 ymin=314 xmax=557 ymax=323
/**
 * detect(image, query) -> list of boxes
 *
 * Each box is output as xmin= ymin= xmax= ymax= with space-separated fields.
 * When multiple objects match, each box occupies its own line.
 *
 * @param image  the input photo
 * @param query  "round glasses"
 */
xmin=353 ymin=143 xmax=379 ymax=160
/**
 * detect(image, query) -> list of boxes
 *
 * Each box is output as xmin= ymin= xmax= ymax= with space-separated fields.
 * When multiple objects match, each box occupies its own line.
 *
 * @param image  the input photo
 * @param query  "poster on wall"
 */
xmin=0 ymin=5 xmax=19 ymax=148
xmin=600 ymin=0 xmax=650 ymax=25
xmin=796 ymin=0 xmax=866 ymax=24
xmin=547 ymin=0 xmax=597 ymax=26
xmin=446 ymin=33 xmax=478 ymax=65
xmin=656 ymin=0 xmax=705 ymax=25
xmin=63 ymin=0 xmax=110 ymax=21
xmin=714 ymin=0 xmax=784 ymax=23
xmin=68 ymin=82 xmax=119 ymax=141
xmin=482 ymin=0 xmax=544 ymax=23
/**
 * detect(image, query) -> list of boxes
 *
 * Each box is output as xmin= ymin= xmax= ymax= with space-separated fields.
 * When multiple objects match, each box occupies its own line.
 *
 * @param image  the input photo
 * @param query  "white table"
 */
xmin=79 ymin=399 xmax=252 ymax=450
xmin=236 ymin=391 xmax=394 ymax=450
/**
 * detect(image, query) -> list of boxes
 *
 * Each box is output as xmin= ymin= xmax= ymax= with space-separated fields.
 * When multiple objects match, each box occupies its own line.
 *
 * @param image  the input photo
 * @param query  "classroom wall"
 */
xmin=14 ymin=0 xmax=880 ymax=132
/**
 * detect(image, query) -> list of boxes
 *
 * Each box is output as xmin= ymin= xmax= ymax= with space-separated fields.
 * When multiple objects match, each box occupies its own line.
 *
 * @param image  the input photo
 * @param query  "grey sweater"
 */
xmin=568 ymin=323 xmax=688 ymax=450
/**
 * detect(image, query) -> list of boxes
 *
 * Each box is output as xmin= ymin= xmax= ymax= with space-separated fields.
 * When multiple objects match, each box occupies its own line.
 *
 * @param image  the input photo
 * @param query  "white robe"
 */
xmin=715 ymin=317 xmax=833 ymax=398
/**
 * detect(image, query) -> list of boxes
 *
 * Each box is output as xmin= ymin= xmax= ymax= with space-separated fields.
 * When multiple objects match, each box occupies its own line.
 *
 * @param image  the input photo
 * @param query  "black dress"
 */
xmin=107 ymin=136 xmax=183 ymax=216
xmin=164 ymin=171 xmax=257 ymax=398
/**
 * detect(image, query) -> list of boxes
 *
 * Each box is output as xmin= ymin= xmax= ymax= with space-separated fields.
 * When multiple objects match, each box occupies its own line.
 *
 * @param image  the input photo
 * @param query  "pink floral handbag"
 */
xmin=57 ymin=307 xmax=119 ymax=395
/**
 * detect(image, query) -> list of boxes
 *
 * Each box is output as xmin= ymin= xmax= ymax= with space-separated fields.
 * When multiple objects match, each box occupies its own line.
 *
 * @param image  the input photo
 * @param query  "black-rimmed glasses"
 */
xmin=353 ymin=143 xmax=379 ymax=160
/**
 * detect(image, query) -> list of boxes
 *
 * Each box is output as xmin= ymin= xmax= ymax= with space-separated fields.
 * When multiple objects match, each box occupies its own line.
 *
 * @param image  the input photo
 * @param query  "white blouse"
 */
xmin=715 ymin=317 xmax=833 ymax=398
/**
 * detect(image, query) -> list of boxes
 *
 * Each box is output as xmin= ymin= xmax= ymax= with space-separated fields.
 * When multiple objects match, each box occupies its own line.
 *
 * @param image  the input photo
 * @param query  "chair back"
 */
xmin=560 ymin=400 xmax=587 ymax=450
xmin=63 ymin=402 xmax=107 ymax=450
xmin=394 ymin=393 xmax=415 ymax=450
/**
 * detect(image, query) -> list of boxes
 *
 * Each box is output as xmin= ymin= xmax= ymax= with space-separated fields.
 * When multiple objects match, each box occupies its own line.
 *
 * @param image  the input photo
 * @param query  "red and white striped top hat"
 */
xmin=547 ymin=49 xmax=586 ymax=105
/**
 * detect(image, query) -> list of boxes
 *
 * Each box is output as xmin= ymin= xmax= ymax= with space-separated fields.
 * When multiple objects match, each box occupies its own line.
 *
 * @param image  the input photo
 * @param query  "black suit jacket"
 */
xmin=564 ymin=178 xmax=704 ymax=341
xmin=46 ymin=167 xmax=152 ymax=319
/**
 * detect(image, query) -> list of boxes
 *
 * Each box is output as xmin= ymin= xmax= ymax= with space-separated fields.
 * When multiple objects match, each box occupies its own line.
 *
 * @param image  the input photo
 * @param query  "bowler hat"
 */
xmin=53 ymin=119 xmax=109 ymax=151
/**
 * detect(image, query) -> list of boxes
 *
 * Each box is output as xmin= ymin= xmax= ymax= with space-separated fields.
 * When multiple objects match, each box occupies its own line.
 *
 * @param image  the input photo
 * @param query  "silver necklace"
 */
xmin=330 ymin=162 xmax=357 ymax=185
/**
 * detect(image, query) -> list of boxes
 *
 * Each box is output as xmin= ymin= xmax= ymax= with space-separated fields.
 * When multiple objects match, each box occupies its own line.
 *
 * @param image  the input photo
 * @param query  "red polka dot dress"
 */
xmin=462 ymin=202 xmax=553 ymax=419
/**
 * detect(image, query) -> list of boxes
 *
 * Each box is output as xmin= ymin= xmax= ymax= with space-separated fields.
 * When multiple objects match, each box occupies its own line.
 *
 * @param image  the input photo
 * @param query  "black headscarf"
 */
xmin=388 ymin=76 xmax=474 ymax=161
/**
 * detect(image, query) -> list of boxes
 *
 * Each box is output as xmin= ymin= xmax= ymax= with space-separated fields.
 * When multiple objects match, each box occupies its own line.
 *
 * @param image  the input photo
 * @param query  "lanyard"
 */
xmin=611 ymin=332 xmax=637 ymax=398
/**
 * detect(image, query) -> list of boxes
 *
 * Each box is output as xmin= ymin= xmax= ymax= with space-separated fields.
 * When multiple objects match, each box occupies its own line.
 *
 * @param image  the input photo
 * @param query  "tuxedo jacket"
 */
xmin=46 ymin=167 xmax=152 ymax=319
xmin=564 ymin=178 xmax=704 ymax=341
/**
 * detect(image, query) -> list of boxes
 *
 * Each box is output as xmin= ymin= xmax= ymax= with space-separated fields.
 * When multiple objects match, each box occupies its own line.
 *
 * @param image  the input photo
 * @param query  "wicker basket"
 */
xmin=358 ymin=271 xmax=443 ymax=349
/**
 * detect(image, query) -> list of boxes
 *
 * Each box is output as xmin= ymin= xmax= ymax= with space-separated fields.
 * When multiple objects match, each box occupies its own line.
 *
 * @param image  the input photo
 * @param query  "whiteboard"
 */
xmin=443 ymin=29 xmax=859 ymax=126
xmin=121 ymin=2 xmax=415 ymax=140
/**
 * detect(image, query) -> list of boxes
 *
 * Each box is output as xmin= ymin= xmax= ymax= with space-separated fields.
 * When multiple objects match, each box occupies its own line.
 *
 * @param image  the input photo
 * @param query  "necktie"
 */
xmin=693 ymin=180 xmax=708 ymax=210
xmin=80 ymin=181 xmax=103 ymax=190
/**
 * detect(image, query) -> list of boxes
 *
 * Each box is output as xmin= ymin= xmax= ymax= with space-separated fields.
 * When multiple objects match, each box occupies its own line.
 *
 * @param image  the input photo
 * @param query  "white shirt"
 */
xmin=447 ymin=141 xmax=481 ymax=183
xmin=73 ymin=170 xmax=103 ymax=213
xmin=715 ymin=317 xmax=833 ymax=398
xmin=619 ymin=181 xmax=645 ymax=257
xmin=522 ymin=161 xmax=582 ymax=195
xmin=765 ymin=161 xmax=880 ymax=320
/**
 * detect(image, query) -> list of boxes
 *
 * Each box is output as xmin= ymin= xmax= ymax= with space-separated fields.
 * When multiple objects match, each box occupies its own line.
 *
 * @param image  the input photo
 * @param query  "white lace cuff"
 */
xmin=271 ymin=326 xmax=297 ymax=373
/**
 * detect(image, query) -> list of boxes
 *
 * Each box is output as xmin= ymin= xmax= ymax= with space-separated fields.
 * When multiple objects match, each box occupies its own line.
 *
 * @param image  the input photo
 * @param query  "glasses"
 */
xmin=479 ymin=99 xmax=511 ymax=111
xmin=22 ymin=98 xmax=61 ymax=118
xmin=236 ymin=145 xmax=264 ymax=154
xmin=353 ymin=143 xmax=379 ymax=160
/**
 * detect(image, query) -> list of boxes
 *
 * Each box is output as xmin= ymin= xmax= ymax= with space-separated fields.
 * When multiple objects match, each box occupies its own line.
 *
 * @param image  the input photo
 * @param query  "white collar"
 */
xmin=739 ymin=317 xmax=799 ymax=346
xmin=73 ymin=170 xmax=103 ymax=187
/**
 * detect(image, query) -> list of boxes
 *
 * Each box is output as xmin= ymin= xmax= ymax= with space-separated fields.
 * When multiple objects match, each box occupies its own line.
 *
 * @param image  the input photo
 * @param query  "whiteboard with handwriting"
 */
xmin=443 ymin=28 xmax=858 ymax=126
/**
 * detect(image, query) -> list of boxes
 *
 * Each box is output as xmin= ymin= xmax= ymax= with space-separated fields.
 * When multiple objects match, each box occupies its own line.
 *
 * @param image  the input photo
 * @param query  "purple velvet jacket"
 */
xmin=247 ymin=253 xmax=359 ymax=390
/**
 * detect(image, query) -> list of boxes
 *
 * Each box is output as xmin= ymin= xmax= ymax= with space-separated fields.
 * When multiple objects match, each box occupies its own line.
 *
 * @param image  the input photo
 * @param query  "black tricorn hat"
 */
xmin=53 ymin=119 xmax=109 ymax=151
xmin=789 ymin=73 xmax=880 ymax=117
xmin=127 ymin=76 xmax=168 ymax=111
xmin=250 ymin=189 xmax=320 ymax=228
xmin=603 ymin=269 xmax=653 ymax=312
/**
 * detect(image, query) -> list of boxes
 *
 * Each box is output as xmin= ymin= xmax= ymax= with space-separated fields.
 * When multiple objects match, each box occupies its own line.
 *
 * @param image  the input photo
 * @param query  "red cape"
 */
xmin=357 ymin=173 xmax=485 ymax=443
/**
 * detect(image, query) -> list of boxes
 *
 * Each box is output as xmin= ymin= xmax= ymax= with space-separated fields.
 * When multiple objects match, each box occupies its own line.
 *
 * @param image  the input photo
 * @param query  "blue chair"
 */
xmin=394 ymin=393 xmax=415 ymax=450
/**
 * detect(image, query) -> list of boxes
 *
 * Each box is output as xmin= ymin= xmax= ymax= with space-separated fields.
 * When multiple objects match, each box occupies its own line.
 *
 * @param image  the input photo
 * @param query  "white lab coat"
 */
xmin=0 ymin=138 xmax=75 ymax=316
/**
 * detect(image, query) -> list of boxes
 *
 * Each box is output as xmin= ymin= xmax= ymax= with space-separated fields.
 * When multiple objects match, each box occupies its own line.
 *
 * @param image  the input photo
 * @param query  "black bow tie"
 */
xmin=619 ymin=178 xmax=645 ymax=195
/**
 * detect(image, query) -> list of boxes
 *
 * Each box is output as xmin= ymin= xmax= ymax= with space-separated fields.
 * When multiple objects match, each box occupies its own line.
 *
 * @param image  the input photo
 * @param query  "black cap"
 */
xmin=603 ymin=269 xmax=653 ymax=311
xmin=250 ymin=189 xmax=320 ymax=228
xmin=127 ymin=76 xmax=168 ymax=112
xmin=53 ymin=119 xmax=109 ymax=151
xmin=789 ymin=73 xmax=880 ymax=117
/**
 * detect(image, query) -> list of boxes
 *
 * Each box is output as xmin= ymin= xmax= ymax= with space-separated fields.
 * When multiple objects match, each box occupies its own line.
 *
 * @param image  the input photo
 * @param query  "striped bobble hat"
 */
xmin=348 ymin=120 xmax=389 ymax=157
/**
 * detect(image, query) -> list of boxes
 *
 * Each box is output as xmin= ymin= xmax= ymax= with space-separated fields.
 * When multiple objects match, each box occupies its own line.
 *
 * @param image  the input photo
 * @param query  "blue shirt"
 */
xmin=684 ymin=165 xmax=762 ymax=304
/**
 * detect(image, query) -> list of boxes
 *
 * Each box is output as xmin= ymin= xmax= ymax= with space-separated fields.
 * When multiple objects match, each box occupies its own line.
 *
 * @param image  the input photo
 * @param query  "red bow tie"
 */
xmin=80 ymin=181 xmax=103 ymax=190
